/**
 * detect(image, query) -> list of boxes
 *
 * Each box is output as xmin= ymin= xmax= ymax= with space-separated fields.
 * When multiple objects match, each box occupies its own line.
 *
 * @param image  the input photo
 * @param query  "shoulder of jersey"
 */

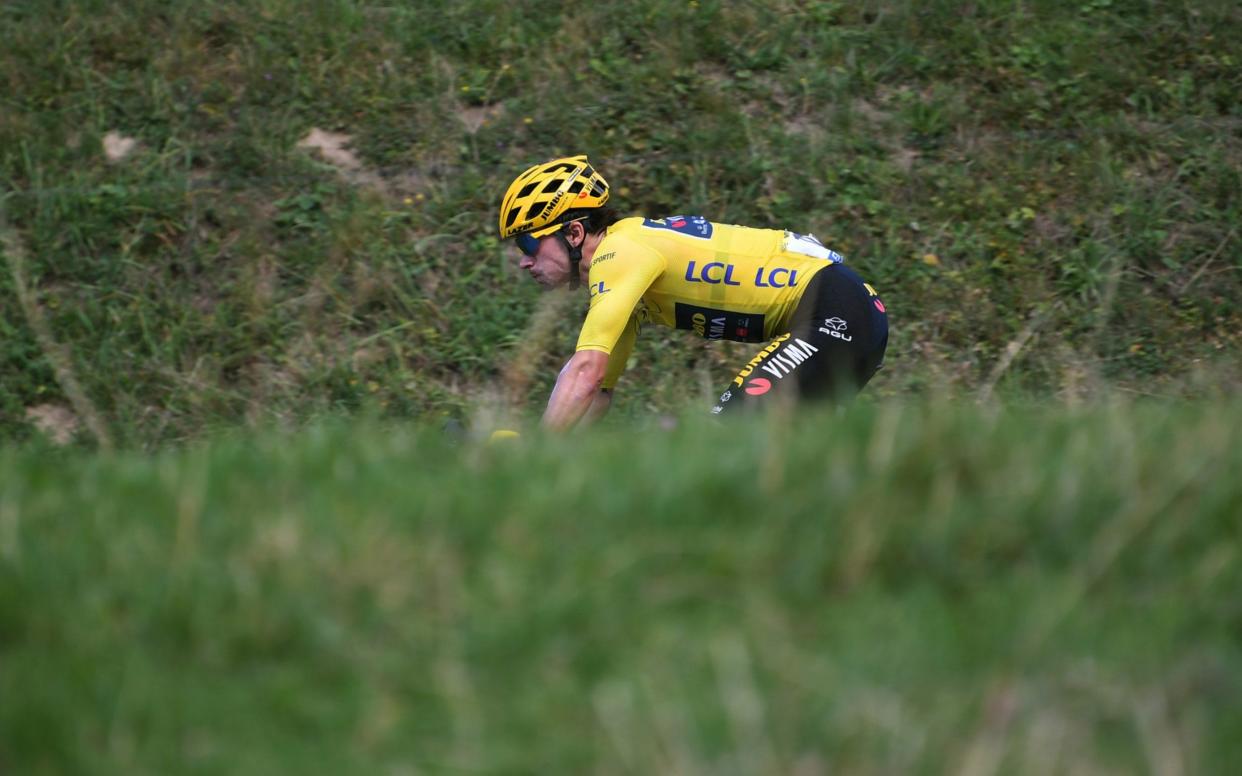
xmin=591 ymin=219 xmax=645 ymax=262
xmin=609 ymin=217 xmax=646 ymax=235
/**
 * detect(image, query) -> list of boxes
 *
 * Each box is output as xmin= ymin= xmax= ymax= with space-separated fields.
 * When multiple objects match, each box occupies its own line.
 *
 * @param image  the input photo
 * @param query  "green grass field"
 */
xmin=3 ymin=401 xmax=1240 ymax=773
xmin=2 ymin=1 xmax=1240 ymax=772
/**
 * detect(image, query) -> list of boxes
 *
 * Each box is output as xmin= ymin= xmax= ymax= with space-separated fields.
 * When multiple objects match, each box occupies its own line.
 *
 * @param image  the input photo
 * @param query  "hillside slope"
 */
xmin=1 ymin=0 xmax=1239 ymax=445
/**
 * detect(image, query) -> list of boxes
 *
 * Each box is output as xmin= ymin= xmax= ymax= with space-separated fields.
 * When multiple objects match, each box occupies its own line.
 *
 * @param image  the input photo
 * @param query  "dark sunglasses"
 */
xmin=515 ymin=232 xmax=541 ymax=257
xmin=516 ymin=218 xmax=587 ymax=256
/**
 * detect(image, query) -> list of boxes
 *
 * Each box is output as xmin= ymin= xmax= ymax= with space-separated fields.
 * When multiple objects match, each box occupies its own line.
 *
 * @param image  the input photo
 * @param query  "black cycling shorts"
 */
xmin=712 ymin=264 xmax=888 ymax=414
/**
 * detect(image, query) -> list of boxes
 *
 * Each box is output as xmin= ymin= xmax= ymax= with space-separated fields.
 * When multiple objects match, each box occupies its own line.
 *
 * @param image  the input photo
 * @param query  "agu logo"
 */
xmin=818 ymin=317 xmax=852 ymax=342
xmin=745 ymin=378 xmax=771 ymax=396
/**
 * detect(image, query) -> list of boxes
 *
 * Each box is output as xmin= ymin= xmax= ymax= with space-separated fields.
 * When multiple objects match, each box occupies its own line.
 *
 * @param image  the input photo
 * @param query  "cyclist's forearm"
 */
xmin=582 ymin=388 xmax=612 ymax=425
xmin=542 ymin=351 xmax=608 ymax=431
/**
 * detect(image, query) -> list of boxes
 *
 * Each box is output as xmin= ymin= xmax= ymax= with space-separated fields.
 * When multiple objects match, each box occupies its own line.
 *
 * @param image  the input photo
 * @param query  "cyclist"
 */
xmin=499 ymin=155 xmax=888 ymax=431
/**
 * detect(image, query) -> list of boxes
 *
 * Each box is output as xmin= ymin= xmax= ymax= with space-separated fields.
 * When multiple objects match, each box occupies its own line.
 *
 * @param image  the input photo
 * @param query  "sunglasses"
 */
xmin=515 ymin=218 xmax=586 ymax=257
xmin=515 ymin=232 xmax=542 ymax=257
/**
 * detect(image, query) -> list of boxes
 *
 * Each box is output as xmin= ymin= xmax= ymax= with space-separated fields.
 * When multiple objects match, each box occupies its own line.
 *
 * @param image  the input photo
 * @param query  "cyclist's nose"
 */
xmin=519 ymin=254 xmax=534 ymax=269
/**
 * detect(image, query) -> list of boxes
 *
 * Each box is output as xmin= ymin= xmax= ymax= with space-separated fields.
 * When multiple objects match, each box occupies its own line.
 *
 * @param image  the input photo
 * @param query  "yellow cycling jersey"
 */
xmin=576 ymin=216 xmax=847 ymax=388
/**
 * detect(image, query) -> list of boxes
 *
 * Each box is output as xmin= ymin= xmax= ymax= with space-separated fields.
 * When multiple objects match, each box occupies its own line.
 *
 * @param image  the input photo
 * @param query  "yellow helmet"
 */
xmin=498 ymin=155 xmax=609 ymax=239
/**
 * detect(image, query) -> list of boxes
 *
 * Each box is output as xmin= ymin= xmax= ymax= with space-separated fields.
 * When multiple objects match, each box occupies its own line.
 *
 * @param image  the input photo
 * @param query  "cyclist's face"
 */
xmin=517 ymin=233 xmax=569 ymax=288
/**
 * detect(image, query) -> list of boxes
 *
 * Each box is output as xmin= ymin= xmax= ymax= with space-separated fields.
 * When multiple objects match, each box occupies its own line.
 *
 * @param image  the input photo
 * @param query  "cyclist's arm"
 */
xmin=544 ymin=235 xmax=662 ymax=431
xmin=584 ymin=389 xmax=612 ymax=423
xmin=547 ymin=313 xmax=634 ymax=430
xmin=543 ymin=349 xmax=609 ymax=431
xmin=579 ymin=311 xmax=636 ymax=425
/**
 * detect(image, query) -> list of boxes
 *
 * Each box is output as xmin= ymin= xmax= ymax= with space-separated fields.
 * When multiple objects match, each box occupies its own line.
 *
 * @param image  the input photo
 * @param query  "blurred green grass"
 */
xmin=2 ymin=399 xmax=1240 ymax=773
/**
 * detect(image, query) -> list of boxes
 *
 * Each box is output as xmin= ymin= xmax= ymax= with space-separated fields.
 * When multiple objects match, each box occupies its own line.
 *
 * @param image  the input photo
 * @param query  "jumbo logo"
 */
xmin=731 ymin=334 xmax=790 ymax=386
xmin=728 ymin=336 xmax=820 ymax=387
xmin=684 ymin=261 xmax=800 ymax=288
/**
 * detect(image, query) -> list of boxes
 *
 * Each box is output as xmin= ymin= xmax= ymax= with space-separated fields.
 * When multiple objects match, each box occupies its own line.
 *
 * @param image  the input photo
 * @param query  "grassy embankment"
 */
xmin=1 ymin=0 xmax=1239 ymax=446
xmin=2 ymin=400 xmax=1241 ymax=773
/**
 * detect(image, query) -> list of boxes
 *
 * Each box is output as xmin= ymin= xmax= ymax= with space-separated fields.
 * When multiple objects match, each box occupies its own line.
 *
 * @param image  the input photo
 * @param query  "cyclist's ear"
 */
xmin=567 ymin=220 xmax=585 ymax=248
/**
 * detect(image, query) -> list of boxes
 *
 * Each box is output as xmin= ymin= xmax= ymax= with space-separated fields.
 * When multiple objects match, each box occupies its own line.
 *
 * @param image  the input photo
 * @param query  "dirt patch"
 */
xmin=456 ymin=103 xmax=504 ymax=135
xmin=102 ymin=131 xmax=138 ymax=162
xmin=297 ymin=128 xmax=362 ymax=170
xmin=25 ymin=403 xmax=79 ymax=444
xmin=295 ymin=128 xmax=432 ymax=198
xmin=296 ymin=128 xmax=386 ymax=191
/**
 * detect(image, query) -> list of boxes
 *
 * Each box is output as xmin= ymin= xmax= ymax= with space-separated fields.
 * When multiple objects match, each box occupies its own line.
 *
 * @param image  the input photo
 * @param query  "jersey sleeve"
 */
xmin=575 ymin=233 xmax=665 ymax=354
xmin=600 ymin=314 xmax=638 ymax=390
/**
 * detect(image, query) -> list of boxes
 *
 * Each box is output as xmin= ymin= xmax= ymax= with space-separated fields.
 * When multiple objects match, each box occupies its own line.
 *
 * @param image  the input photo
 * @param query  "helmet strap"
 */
xmin=556 ymin=227 xmax=583 ymax=290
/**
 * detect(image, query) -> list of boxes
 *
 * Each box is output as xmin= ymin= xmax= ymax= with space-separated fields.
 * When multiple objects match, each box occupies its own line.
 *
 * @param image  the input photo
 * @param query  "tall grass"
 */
xmin=2 ymin=400 xmax=1240 ymax=772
